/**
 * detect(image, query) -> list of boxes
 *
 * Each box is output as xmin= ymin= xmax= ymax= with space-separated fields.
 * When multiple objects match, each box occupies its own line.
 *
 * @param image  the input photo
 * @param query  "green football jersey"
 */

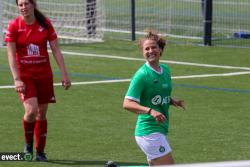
xmin=125 ymin=62 xmax=172 ymax=136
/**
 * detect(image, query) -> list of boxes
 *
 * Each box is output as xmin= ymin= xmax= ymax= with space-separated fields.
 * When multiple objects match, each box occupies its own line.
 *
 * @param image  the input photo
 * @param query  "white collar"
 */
xmin=146 ymin=62 xmax=163 ymax=74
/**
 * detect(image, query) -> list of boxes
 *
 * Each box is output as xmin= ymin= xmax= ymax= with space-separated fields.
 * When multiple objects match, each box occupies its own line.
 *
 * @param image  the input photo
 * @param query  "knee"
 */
xmin=36 ymin=112 xmax=47 ymax=121
xmin=24 ymin=106 xmax=38 ymax=121
xmin=36 ymin=105 xmax=48 ymax=121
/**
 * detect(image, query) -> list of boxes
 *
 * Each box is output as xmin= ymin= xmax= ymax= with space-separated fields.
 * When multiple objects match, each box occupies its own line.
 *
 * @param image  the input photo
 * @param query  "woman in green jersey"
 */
xmin=123 ymin=30 xmax=185 ymax=166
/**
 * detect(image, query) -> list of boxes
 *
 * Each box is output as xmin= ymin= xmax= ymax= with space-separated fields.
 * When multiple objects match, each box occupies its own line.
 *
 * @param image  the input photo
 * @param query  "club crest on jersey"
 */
xmin=159 ymin=146 xmax=166 ymax=153
xmin=38 ymin=26 xmax=44 ymax=32
xmin=151 ymin=95 xmax=170 ymax=105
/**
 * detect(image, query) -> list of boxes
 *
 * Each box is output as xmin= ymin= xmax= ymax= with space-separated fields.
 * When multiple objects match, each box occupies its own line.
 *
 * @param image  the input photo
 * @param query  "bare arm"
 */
xmin=123 ymin=98 xmax=151 ymax=114
xmin=7 ymin=42 xmax=25 ymax=93
xmin=123 ymin=98 xmax=166 ymax=123
xmin=49 ymin=39 xmax=71 ymax=90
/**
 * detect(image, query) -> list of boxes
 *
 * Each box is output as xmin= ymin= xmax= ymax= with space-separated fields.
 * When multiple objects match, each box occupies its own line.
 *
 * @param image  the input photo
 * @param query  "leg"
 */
xmin=36 ymin=104 xmax=48 ymax=121
xmin=33 ymin=75 xmax=53 ymax=161
xmin=34 ymin=103 xmax=49 ymax=161
xmin=22 ymin=97 xmax=39 ymax=154
xmin=148 ymin=152 xmax=175 ymax=166
xmin=23 ymin=97 xmax=39 ymax=122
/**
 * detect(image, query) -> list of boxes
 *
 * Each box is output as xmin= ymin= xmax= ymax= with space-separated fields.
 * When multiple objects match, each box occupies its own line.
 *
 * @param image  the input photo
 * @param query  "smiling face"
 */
xmin=16 ymin=0 xmax=35 ymax=18
xmin=142 ymin=39 xmax=162 ymax=64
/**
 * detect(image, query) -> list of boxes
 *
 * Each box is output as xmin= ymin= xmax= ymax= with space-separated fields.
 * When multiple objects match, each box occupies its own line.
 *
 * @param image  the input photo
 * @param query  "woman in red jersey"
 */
xmin=5 ymin=0 xmax=71 ymax=161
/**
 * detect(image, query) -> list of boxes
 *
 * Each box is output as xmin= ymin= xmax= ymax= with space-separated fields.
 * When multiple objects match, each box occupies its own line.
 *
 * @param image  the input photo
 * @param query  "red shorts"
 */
xmin=18 ymin=75 xmax=56 ymax=104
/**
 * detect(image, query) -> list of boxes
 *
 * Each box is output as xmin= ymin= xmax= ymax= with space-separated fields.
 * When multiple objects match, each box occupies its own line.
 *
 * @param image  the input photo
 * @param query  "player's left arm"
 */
xmin=170 ymin=97 xmax=186 ymax=110
xmin=49 ymin=39 xmax=71 ymax=90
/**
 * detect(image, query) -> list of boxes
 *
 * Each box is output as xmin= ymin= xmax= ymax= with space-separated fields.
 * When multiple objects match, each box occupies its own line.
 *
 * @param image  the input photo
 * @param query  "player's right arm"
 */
xmin=123 ymin=98 xmax=151 ymax=114
xmin=123 ymin=99 xmax=166 ymax=124
xmin=7 ymin=42 xmax=25 ymax=93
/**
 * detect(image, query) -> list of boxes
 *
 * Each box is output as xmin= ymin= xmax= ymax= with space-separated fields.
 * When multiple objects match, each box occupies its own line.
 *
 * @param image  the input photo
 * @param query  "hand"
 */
xmin=171 ymin=98 xmax=186 ymax=110
xmin=14 ymin=79 xmax=25 ymax=94
xmin=61 ymin=76 xmax=71 ymax=90
xmin=150 ymin=109 xmax=166 ymax=124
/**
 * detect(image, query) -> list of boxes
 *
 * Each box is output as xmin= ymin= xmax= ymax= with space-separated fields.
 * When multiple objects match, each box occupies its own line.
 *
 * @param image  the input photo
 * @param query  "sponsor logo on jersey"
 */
xmin=27 ymin=44 xmax=40 ymax=57
xmin=151 ymin=95 xmax=162 ymax=105
xmin=151 ymin=95 xmax=170 ymax=105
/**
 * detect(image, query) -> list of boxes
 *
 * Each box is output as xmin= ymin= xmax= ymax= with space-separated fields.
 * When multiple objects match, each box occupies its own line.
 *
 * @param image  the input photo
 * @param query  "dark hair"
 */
xmin=139 ymin=29 xmax=166 ymax=52
xmin=16 ymin=0 xmax=48 ymax=29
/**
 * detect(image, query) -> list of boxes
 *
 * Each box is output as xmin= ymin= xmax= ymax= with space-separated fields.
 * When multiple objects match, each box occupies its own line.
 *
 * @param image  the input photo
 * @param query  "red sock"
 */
xmin=22 ymin=119 xmax=35 ymax=143
xmin=34 ymin=120 xmax=47 ymax=153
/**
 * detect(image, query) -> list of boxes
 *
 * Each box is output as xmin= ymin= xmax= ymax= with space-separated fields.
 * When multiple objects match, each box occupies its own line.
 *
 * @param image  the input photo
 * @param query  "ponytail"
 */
xmin=34 ymin=8 xmax=48 ymax=29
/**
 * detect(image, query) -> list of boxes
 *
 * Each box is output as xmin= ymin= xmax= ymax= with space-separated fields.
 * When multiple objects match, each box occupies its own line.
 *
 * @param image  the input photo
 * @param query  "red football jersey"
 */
xmin=5 ymin=16 xmax=57 ymax=76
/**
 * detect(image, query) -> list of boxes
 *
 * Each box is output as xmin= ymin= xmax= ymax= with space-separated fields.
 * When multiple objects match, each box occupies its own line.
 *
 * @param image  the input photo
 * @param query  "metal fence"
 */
xmin=104 ymin=0 xmax=250 ymax=48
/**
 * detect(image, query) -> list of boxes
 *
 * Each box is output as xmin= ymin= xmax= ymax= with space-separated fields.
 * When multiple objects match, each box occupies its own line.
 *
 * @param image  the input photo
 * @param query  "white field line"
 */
xmin=1 ymin=71 xmax=250 ymax=89
xmin=167 ymin=160 xmax=250 ymax=167
xmin=1 ymin=50 xmax=250 ymax=89
xmin=172 ymin=71 xmax=250 ymax=79
xmin=60 ymin=51 xmax=250 ymax=71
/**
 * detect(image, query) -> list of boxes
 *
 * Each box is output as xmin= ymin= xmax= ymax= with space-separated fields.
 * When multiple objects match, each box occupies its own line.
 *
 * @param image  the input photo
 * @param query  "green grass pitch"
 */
xmin=0 ymin=39 xmax=250 ymax=167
